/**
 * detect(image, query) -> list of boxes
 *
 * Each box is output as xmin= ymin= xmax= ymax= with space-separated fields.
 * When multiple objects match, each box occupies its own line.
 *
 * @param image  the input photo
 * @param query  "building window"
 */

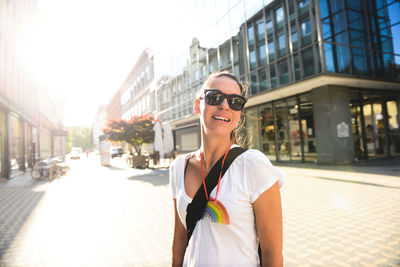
xmin=352 ymin=47 xmax=370 ymax=75
xmin=293 ymin=54 xmax=301 ymax=80
xmin=250 ymin=49 xmax=257 ymax=70
xmin=301 ymin=19 xmax=312 ymax=46
xmin=336 ymin=44 xmax=350 ymax=73
xmin=268 ymin=40 xmax=275 ymax=61
xmin=258 ymin=68 xmax=268 ymax=91
xmin=270 ymin=64 xmax=277 ymax=88
xmin=248 ymin=24 xmax=255 ymax=46
xmin=275 ymin=7 xmax=284 ymax=28
xmin=299 ymin=0 xmax=309 ymax=15
xmin=324 ymin=43 xmax=335 ymax=72
xmin=256 ymin=18 xmax=265 ymax=42
xmin=201 ymin=65 xmax=206 ymax=77
xmin=278 ymin=59 xmax=289 ymax=85
xmin=251 ymin=72 xmax=258 ymax=95
xmin=266 ymin=20 xmax=273 ymax=34
xmin=278 ymin=33 xmax=286 ymax=57
xmin=209 ymin=61 xmax=213 ymax=73
xmin=291 ymin=27 xmax=298 ymax=51
xmin=258 ymin=44 xmax=266 ymax=66
xmin=302 ymin=47 xmax=315 ymax=77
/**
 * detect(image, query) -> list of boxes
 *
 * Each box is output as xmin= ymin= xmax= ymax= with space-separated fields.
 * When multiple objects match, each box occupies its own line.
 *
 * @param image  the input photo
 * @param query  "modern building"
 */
xmin=0 ymin=0 xmax=66 ymax=179
xmin=119 ymin=48 xmax=156 ymax=122
xmin=92 ymin=105 xmax=107 ymax=149
xmin=154 ymin=0 xmax=400 ymax=164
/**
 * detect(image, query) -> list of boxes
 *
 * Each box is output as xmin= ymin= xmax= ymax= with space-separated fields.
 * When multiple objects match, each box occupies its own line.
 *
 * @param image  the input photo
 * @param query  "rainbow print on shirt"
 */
xmin=203 ymin=198 xmax=230 ymax=225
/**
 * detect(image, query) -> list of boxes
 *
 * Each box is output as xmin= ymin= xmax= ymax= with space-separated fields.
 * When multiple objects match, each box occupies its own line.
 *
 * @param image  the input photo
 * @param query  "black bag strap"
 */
xmin=185 ymin=146 xmax=247 ymax=241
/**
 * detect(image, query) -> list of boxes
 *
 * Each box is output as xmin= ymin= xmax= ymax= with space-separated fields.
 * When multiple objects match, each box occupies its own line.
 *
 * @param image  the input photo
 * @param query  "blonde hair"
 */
xmin=195 ymin=71 xmax=248 ymax=147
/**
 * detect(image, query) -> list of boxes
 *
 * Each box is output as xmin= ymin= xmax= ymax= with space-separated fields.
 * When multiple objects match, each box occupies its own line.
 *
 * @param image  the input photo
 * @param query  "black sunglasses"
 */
xmin=202 ymin=89 xmax=247 ymax=111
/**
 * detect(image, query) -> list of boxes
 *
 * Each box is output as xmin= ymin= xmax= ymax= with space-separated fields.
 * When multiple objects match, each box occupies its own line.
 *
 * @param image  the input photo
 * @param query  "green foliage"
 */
xmin=66 ymin=126 xmax=93 ymax=152
xmin=104 ymin=115 xmax=155 ymax=156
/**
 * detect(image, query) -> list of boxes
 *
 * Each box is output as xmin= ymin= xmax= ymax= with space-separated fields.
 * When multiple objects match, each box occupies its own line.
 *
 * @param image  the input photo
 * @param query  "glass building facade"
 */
xmin=154 ymin=0 xmax=400 ymax=163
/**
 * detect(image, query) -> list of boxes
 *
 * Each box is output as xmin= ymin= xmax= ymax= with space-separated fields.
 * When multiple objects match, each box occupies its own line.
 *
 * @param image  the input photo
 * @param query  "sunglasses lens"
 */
xmin=229 ymin=96 xmax=245 ymax=111
xmin=205 ymin=91 xmax=223 ymax=105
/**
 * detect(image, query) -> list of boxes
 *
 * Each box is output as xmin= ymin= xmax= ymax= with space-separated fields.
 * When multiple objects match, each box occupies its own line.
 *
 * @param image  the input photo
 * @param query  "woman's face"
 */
xmin=194 ymin=76 xmax=242 ymax=139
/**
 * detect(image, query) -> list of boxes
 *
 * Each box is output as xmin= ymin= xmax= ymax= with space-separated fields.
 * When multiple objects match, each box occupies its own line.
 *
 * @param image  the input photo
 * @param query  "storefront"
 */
xmin=247 ymin=92 xmax=316 ymax=163
xmin=39 ymin=126 xmax=52 ymax=159
xmin=0 ymin=109 xmax=5 ymax=178
xmin=350 ymin=90 xmax=400 ymax=160
xmin=9 ymin=113 xmax=24 ymax=176
xmin=246 ymin=88 xmax=400 ymax=163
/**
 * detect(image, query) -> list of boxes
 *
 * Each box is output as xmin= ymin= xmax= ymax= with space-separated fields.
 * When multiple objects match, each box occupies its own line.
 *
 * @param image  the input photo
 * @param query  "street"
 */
xmin=1 ymin=154 xmax=399 ymax=266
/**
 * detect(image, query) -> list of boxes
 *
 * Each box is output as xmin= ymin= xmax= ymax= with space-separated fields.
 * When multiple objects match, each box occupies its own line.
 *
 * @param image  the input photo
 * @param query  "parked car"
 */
xmin=69 ymin=147 xmax=82 ymax=160
xmin=110 ymin=148 xmax=123 ymax=158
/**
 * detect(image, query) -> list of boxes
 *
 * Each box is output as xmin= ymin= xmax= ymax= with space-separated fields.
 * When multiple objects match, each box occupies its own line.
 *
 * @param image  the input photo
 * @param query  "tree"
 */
xmin=66 ymin=126 xmax=93 ymax=152
xmin=104 ymin=115 xmax=155 ymax=156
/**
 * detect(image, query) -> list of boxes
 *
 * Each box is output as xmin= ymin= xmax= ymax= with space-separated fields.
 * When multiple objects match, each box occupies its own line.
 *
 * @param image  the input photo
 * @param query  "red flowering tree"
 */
xmin=103 ymin=115 xmax=155 ymax=156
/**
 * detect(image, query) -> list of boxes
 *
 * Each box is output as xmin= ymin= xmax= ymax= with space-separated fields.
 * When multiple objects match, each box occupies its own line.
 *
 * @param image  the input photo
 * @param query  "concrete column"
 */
xmin=312 ymin=86 xmax=354 ymax=164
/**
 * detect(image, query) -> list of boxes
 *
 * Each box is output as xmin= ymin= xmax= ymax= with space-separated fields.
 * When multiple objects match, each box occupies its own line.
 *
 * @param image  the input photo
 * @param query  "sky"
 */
xmin=36 ymin=0 xmax=194 ymax=127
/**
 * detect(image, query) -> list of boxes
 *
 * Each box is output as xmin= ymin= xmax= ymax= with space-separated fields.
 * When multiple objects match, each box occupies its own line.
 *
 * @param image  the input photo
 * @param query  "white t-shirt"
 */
xmin=169 ymin=145 xmax=284 ymax=267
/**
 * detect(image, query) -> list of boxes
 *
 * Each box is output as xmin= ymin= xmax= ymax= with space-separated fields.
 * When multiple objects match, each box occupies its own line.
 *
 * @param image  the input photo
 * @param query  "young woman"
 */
xmin=170 ymin=72 xmax=284 ymax=267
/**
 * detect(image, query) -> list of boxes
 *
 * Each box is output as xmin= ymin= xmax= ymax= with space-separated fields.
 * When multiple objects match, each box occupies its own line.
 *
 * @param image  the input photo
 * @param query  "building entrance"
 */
xmin=350 ymin=90 xmax=400 ymax=159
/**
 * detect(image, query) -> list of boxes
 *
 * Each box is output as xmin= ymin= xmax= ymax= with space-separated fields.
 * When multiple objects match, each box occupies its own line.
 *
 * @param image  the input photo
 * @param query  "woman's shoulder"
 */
xmin=236 ymin=147 xmax=273 ymax=165
xmin=170 ymin=152 xmax=196 ymax=170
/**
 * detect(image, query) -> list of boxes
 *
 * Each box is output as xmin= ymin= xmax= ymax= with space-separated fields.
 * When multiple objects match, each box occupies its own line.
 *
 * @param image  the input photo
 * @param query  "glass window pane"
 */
xmin=266 ymin=20 xmax=273 ymax=34
xmin=347 ymin=10 xmax=363 ymax=31
xmin=268 ymin=40 xmax=275 ymax=61
xmin=294 ymin=54 xmax=301 ymax=80
xmin=258 ymin=44 xmax=266 ymax=66
xmin=275 ymin=101 xmax=290 ymax=161
xmin=330 ymin=0 xmax=343 ymax=13
xmin=333 ymin=12 xmax=346 ymax=34
xmin=324 ymin=42 xmax=335 ymax=72
xmin=248 ymin=24 xmax=255 ymax=46
xmin=250 ymin=50 xmax=257 ymax=70
xmin=336 ymin=44 xmax=350 ymax=73
xmin=322 ymin=18 xmax=332 ymax=40
xmin=319 ymin=0 xmax=329 ymax=18
xmin=270 ymin=64 xmax=277 ymax=88
xmin=276 ymin=6 xmax=284 ymax=24
xmin=260 ymin=104 xmax=276 ymax=160
xmin=292 ymin=32 xmax=298 ymax=50
xmin=247 ymin=107 xmax=261 ymax=150
xmin=250 ymin=72 xmax=258 ymax=94
xmin=302 ymin=47 xmax=315 ymax=77
xmin=301 ymin=20 xmax=312 ymax=46
xmin=258 ymin=68 xmax=268 ymax=91
xmin=256 ymin=18 xmax=265 ymax=42
xmin=352 ymin=47 xmax=370 ymax=75
xmin=299 ymin=0 xmax=309 ymax=15
xmin=278 ymin=33 xmax=286 ymax=57
xmin=278 ymin=59 xmax=289 ymax=85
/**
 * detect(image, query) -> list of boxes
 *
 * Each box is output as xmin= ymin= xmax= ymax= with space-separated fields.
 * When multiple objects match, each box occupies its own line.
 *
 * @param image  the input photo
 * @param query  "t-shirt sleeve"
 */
xmin=169 ymin=158 xmax=177 ymax=199
xmin=244 ymin=149 xmax=285 ymax=203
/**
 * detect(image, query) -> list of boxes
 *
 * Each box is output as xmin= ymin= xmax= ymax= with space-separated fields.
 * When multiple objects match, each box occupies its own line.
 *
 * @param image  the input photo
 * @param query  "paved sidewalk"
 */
xmin=275 ymin=158 xmax=400 ymax=189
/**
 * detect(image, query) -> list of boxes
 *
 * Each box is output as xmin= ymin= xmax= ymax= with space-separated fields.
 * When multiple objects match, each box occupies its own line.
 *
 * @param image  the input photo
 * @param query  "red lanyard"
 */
xmin=200 ymin=144 xmax=232 ymax=201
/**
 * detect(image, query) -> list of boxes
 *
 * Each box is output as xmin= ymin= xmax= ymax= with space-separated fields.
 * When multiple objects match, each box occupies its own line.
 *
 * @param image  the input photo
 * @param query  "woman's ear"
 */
xmin=193 ymin=99 xmax=200 ymax=114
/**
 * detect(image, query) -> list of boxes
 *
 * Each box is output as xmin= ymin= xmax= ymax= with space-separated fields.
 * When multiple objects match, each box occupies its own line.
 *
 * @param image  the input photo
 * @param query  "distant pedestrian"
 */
xmin=86 ymin=149 xmax=89 ymax=158
xmin=169 ymin=72 xmax=284 ymax=266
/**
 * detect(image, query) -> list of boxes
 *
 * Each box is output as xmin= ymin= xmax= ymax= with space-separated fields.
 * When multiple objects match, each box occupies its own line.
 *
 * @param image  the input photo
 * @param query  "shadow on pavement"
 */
xmin=0 ymin=185 xmax=46 ymax=263
xmin=275 ymin=156 xmax=400 ymax=177
xmin=127 ymin=169 xmax=169 ymax=186
xmin=104 ymin=165 xmax=126 ymax=171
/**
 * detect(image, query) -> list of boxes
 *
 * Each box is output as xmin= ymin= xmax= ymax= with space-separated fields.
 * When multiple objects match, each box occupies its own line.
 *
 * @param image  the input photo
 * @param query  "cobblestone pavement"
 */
xmin=0 ymin=155 xmax=399 ymax=266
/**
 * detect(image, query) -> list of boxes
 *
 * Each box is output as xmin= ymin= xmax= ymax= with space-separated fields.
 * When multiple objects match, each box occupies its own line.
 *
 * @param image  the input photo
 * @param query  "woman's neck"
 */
xmin=200 ymin=132 xmax=232 ymax=172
